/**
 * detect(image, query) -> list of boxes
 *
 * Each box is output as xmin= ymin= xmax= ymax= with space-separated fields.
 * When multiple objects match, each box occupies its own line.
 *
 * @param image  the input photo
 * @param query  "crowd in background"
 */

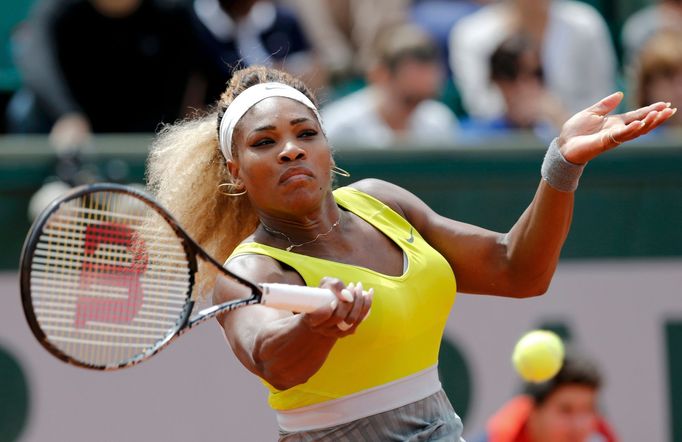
xmin=0 ymin=0 xmax=681 ymax=150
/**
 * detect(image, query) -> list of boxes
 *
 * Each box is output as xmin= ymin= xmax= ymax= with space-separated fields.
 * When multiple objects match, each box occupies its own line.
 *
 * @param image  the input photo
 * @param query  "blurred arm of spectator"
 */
xmin=49 ymin=113 xmax=92 ymax=153
xmin=348 ymin=0 xmax=410 ymax=75
xmin=15 ymin=0 xmax=92 ymax=150
xmin=279 ymin=0 xmax=355 ymax=80
xmin=281 ymin=0 xmax=409 ymax=80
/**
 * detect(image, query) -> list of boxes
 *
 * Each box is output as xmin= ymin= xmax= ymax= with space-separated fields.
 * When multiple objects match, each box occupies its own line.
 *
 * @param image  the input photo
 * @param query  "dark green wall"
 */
xmin=334 ymin=140 xmax=682 ymax=259
xmin=1 ymin=134 xmax=681 ymax=270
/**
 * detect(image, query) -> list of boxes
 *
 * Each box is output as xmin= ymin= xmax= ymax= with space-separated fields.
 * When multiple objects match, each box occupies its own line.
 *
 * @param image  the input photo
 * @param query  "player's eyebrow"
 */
xmin=290 ymin=117 xmax=311 ymax=125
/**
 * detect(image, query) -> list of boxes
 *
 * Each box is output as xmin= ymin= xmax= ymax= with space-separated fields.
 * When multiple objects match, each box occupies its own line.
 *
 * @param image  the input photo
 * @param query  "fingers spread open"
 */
xmin=617 ymin=107 xmax=676 ymax=142
xmin=642 ymin=107 xmax=677 ymax=134
xmin=620 ymin=102 xmax=671 ymax=124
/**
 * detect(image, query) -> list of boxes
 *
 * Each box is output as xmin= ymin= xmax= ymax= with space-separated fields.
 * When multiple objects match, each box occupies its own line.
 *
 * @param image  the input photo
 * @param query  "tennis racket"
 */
xmin=20 ymin=183 xmax=336 ymax=370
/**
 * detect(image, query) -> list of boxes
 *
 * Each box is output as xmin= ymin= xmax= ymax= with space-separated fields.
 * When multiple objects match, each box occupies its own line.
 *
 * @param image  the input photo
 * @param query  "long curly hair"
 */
xmin=146 ymin=66 xmax=319 ymax=296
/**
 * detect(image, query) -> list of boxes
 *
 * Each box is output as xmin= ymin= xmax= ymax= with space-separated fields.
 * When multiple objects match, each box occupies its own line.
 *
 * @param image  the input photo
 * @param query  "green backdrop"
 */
xmin=1 ymin=133 xmax=680 ymax=270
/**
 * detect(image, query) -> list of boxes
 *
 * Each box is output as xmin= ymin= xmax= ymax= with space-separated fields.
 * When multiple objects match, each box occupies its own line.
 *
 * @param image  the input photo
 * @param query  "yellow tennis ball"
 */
xmin=512 ymin=330 xmax=565 ymax=382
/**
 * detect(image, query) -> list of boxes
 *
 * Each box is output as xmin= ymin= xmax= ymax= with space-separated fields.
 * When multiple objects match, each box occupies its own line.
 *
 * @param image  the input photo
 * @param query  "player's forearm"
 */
xmin=251 ymin=314 xmax=336 ymax=390
xmin=503 ymin=179 xmax=574 ymax=296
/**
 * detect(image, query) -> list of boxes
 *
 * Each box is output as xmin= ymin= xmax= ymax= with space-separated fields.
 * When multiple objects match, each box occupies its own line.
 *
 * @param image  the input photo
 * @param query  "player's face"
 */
xmin=530 ymin=385 xmax=599 ymax=442
xmin=229 ymin=97 xmax=333 ymax=214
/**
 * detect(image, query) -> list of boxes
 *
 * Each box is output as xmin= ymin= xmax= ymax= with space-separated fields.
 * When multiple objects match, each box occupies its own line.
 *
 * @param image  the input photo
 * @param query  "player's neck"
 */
xmin=257 ymin=199 xmax=343 ymax=246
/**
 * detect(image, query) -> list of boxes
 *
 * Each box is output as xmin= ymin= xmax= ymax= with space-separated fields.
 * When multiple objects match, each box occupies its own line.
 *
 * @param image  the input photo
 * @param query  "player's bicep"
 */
xmin=423 ymin=215 xmax=511 ymax=294
xmin=215 ymin=254 xmax=295 ymax=369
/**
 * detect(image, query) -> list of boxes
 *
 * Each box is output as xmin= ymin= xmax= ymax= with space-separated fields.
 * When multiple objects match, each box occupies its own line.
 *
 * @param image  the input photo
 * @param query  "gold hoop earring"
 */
xmin=331 ymin=165 xmax=351 ymax=178
xmin=217 ymin=183 xmax=247 ymax=197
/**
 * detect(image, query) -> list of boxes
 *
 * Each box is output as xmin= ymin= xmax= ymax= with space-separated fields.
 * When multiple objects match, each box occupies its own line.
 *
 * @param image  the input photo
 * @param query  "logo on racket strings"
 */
xmin=75 ymin=223 xmax=148 ymax=328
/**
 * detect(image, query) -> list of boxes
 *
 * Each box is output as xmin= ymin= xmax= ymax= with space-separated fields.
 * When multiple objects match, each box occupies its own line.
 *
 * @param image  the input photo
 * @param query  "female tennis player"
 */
xmin=146 ymin=66 xmax=674 ymax=441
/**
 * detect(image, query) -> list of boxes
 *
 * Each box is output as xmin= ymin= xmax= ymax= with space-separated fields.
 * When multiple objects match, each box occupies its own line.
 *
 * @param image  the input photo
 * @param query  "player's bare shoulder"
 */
xmin=347 ymin=179 xmax=409 ymax=217
xmin=348 ymin=179 xmax=432 ymax=227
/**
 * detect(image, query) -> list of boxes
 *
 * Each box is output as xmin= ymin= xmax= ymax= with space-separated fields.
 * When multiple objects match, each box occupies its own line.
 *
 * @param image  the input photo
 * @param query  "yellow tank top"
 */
xmin=228 ymin=187 xmax=457 ymax=410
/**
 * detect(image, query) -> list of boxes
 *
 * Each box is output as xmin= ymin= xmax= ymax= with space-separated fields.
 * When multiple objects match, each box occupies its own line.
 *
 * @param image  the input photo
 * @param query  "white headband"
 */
xmin=218 ymin=82 xmax=323 ymax=161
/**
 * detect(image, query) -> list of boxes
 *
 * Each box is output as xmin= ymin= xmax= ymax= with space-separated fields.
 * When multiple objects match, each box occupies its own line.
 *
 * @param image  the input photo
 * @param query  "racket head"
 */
xmin=20 ymin=183 xmax=196 ymax=370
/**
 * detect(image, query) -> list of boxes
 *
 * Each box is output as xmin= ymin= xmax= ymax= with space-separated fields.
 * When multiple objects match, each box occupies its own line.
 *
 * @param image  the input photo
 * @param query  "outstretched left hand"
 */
xmin=557 ymin=92 xmax=676 ymax=164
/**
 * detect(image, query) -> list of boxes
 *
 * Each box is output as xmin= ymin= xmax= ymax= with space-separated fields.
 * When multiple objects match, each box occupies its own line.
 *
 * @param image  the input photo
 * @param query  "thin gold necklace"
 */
xmin=261 ymin=214 xmax=342 ymax=252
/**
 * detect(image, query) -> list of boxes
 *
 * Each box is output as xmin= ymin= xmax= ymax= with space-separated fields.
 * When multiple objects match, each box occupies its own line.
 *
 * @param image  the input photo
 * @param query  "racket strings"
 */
xmin=30 ymin=191 xmax=193 ymax=368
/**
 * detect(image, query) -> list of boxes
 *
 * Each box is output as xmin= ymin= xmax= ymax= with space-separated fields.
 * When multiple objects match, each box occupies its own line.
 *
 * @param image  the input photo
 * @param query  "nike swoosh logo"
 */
xmin=406 ymin=227 xmax=414 ymax=243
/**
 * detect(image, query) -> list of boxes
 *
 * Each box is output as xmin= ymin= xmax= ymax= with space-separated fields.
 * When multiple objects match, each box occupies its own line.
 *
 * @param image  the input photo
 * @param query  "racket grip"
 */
xmin=259 ymin=283 xmax=336 ymax=313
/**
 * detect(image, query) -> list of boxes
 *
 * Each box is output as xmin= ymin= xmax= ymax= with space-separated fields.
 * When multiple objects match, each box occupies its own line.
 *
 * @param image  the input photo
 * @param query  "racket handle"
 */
xmin=260 ymin=283 xmax=336 ymax=313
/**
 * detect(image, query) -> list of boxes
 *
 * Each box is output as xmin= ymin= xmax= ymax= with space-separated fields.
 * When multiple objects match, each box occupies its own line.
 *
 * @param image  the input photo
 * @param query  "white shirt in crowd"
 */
xmin=621 ymin=4 xmax=682 ymax=65
xmin=449 ymin=0 xmax=617 ymax=119
xmin=321 ymin=87 xmax=459 ymax=149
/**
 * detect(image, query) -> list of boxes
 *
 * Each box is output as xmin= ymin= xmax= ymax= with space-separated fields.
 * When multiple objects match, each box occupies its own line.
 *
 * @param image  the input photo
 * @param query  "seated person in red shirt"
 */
xmin=473 ymin=351 xmax=618 ymax=442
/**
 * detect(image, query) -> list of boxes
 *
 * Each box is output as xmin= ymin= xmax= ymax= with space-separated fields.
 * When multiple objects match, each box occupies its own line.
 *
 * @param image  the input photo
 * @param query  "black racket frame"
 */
xmin=20 ymin=183 xmax=263 ymax=370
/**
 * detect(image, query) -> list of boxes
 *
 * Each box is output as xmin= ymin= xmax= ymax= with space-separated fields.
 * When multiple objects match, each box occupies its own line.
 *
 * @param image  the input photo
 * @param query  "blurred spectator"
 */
xmin=472 ymin=350 xmax=618 ymax=442
xmin=622 ymin=0 xmax=682 ymax=66
xmin=630 ymin=30 xmax=682 ymax=129
xmin=409 ymin=0 xmax=483 ymax=77
xmin=460 ymin=34 xmax=568 ymax=142
xmin=321 ymin=23 xmax=459 ymax=148
xmin=9 ymin=0 xmax=199 ymax=151
xmin=449 ymin=0 xmax=616 ymax=120
xmin=190 ymin=0 xmax=323 ymax=104
xmin=281 ymin=0 xmax=409 ymax=82
xmin=0 ymin=0 xmax=33 ymax=134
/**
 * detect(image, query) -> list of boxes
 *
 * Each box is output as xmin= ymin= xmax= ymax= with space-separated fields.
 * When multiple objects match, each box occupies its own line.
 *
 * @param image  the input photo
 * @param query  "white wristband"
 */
xmin=540 ymin=138 xmax=586 ymax=192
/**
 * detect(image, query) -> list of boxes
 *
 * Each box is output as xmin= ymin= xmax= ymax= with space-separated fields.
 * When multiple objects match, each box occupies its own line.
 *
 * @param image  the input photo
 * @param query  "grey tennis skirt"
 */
xmin=278 ymin=389 xmax=465 ymax=441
